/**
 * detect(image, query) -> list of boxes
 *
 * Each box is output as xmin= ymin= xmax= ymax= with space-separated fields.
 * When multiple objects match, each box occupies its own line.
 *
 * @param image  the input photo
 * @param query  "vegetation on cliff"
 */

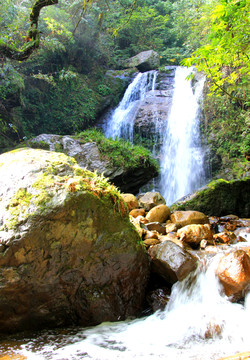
xmin=0 ymin=0 xmax=249 ymax=181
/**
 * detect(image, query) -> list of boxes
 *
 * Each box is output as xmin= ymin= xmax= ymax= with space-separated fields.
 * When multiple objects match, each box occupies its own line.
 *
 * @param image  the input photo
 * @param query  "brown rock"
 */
xmin=216 ymin=250 xmax=250 ymax=298
xmin=165 ymin=223 xmax=178 ymax=233
xmin=0 ymin=149 xmax=149 ymax=334
xmin=146 ymin=222 xmax=166 ymax=234
xmin=143 ymin=238 xmax=160 ymax=247
xmin=138 ymin=192 xmax=165 ymax=211
xmin=144 ymin=230 xmax=159 ymax=240
xmin=213 ymin=232 xmax=237 ymax=244
xmin=177 ymin=224 xmax=213 ymax=247
xmin=146 ymin=204 xmax=170 ymax=223
xmin=170 ymin=210 xmax=209 ymax=228
xmin=147 ymin=288 xmax=171 ymax=312
xmin=121 ymin=193 xmax=139 ymax=211
xmin=129 ymin=208 xmax=146 ymax=218
xmin=148 ymin=241 xmax=198 ymax=284
xmin=218 ymin=351 xmax=250 ymax=360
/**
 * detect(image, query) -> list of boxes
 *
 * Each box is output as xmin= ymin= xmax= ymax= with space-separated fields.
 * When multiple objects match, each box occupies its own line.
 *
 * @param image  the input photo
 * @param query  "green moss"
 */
xmin=28 ymin=140 xmax=50 ymax=150
xmin=5 ymin=188 xmax=33 ymax=229
xmin=171 ymin=177 xmax=250 ymax=217
xmin=75 ymin=128 xmax=159 ymax=172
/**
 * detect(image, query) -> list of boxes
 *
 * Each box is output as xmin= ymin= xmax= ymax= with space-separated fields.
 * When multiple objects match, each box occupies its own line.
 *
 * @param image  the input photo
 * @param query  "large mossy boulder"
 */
xmin=171 ymin=178 xmax=250 ymax=217
xmin=0 ymin=148 xmax=149 ymax=334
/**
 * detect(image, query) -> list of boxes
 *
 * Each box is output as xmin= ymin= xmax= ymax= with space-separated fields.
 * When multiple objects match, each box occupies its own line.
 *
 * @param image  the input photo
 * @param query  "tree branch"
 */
xmin=0 ymin=0 xmax=59 ymax=61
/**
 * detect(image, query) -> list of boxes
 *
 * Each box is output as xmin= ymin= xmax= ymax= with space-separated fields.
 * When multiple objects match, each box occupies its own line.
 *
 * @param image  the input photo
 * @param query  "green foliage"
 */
xmin=76 ymin=128 xmax=159 ymax=171
xmin=183 ymin=0 xmax=250 ymax=106
xmin=202 ymin=90 xmax=249 ymax=179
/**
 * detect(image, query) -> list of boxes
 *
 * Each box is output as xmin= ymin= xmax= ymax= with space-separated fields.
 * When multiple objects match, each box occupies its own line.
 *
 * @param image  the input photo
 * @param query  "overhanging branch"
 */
xmin=0 ymin=0 xmax=59 ymax=61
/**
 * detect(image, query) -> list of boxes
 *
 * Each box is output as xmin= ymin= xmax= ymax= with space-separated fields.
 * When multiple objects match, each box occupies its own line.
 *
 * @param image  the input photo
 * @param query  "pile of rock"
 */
xmin=122 ymin=191 xmax=250 ymax=305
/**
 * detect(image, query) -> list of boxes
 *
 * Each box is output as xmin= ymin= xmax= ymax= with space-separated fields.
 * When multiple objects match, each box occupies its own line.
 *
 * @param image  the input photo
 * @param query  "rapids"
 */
xmin=1 ymin=236 xmax=249 ymax=360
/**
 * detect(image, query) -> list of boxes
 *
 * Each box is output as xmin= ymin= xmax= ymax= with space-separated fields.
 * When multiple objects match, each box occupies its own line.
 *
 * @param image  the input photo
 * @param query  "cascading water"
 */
xmin=3 ymin=240 xmax=249 ymax=359
xmin=104 ymin=70 xmax=157 ymax=142
xmin=160 ymin=66 xmax=206 ymax=205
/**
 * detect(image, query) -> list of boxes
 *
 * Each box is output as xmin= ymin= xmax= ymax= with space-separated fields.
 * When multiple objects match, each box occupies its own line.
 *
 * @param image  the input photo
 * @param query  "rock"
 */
xmin=148 ymin=241 xmax=197 ymax=284
xmin=170 ymin=210 xmax=209 ymax=228
xmin=171 ymin=178 xmax=250 ymax=218
xmin=28 ymin=134 xmax=158 ymax=194
xmin=200 ymin=239 xmax=208 ymax=249
xmin=177 ymin=224 xmax=213 ymax=248
xmin=144 ymin=230 xmax=159 ymax=240
xmin=139 ymin=192 xmax=166 ymax=211
xmin=129 ymin=208 xmax=146 ymax=218
xmin=158 ymin=234 xmax=185 ymax=248
xmin=130 ymin=216 xmax=146 ymax=238
xmin=218 ymin=352 xmax=250 ymax=360
xmin=216 ymin=250 xmax=250 ymax=299
xmin=143 ymin=238 xmax=160 ymax=248
xmin=165 ymin=223 xmax=178 ymax=233
xmin=145 ymin=222 xmax=166 ymax=235
xmin=121 ymin=194 xmax=139 ymax=211
xmin=213 ymin=232 xmax=237 ymax=244
xmin=122 ymin=50 xmax=160 ymax=72
xmin=134 ymin=215 xmax=149 ymax=225
xmin=146 ymin=204 xmax=170 ymax=223
xmin=0 ymin=148 xmax=149 ymax=334
xmin=147 ymin=288 xmax=170 ymax=312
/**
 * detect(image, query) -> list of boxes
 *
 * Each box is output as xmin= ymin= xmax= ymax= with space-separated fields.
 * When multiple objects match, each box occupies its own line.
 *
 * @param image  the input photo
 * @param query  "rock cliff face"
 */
xmin=29 ymin=134 xmax=158 ymax=194
xmin=133 ymin=67 xmax=176 ymax=149
xmin=0 ymin=148 xmax=149 ymax=334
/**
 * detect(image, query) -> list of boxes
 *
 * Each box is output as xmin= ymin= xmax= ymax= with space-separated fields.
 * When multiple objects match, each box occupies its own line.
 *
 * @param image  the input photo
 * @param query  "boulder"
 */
xmin=148 ymin=241 xmax=197 ymax=284
xmin=122 ymin=50 xmax=160 ymax=72
xmin=177 ymin=224 xmax=213 ymax=248
xmin=213 ymin=232 xmax=237 ymax=244
xmin=146 ymin=288 xmax=170 ymax=312
xmin=121 ymin=193 xmax=139 ymax=211
xmin=165 ymin=223 xmax=178 ymax=233
xmin=0 ymin=148 xmax=149 ymax=334
xmin=146 ymin=204 xmax=170 ymax=223
xmin=138 ymin=192 xmax=166 ymax=211
xmin=170 ymin=210 xmax=209 ymax=228
xmin=216 ymin=250 xmax=250 ymax=299
xmin=129 ymin=208 xmax=146 ymax=218
xmin=28 ymin=134 xmax=158 ymax=194
xmin=171 ymin=178 xmax=250 ymax=218
xmin=145 ymin=222 xmax=166 ymax=235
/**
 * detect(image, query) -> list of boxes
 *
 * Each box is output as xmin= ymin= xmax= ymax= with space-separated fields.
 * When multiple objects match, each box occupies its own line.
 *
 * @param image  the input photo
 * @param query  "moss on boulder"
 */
xmin=0 ymin=148 xmax=149 ymax=334
xmin=171 ymin=178 xmax=250 ymax=217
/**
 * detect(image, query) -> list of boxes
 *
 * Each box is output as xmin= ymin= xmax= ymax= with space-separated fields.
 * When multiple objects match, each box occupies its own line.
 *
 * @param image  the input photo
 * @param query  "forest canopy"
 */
xmin=0 ymin=0 xmax=249 ymax=169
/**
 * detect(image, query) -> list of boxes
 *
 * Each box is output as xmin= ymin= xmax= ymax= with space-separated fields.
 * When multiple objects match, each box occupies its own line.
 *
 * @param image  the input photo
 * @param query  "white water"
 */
xmin=160 ymin=66 xmax=206 ymax=205
xmin=104 ymin=71 xmax=157 ymax=141
xmin=14 ymin=248 xmax=250 ymax=360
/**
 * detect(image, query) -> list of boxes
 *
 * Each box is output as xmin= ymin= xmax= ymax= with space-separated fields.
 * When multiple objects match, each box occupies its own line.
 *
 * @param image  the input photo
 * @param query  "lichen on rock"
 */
xmin=0 ymin=148 xmax=149 ymax=334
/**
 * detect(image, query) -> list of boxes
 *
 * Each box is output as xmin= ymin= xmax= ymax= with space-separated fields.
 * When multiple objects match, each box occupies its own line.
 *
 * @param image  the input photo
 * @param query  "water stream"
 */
xmin=104 ymin=71 xmax=157 ymax=141
xmin=103 ymin=66 xmax=207 ymax=205
xmin=160 ymin=67 xmax=206 ymax=204
xmin=1 ymin=238 xmax=249 ymax=359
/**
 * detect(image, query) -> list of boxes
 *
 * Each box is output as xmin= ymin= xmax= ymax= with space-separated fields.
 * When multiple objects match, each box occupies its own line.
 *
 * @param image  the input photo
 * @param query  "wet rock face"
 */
xmin=216 ymin=250 xmax=250 ymax=299
xmin=0 ymin=149 xmax=149 ymax=334
xmin=148 ymin=240 xmax=197 ymax=284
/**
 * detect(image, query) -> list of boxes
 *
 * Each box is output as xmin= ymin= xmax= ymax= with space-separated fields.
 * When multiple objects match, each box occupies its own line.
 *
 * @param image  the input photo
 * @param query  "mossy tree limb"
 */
xmin=0 ymin=0 xmax=58 ymax=61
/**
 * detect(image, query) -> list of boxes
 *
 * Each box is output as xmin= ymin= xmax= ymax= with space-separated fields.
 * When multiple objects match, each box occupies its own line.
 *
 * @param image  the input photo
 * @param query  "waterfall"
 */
xmin=160 ymin=66 xmax=206 ymax=205
xmin=104 ymin=70 xmax=157 ymax=142
xmin=13 ymin=252 xmax=250 ymax=359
